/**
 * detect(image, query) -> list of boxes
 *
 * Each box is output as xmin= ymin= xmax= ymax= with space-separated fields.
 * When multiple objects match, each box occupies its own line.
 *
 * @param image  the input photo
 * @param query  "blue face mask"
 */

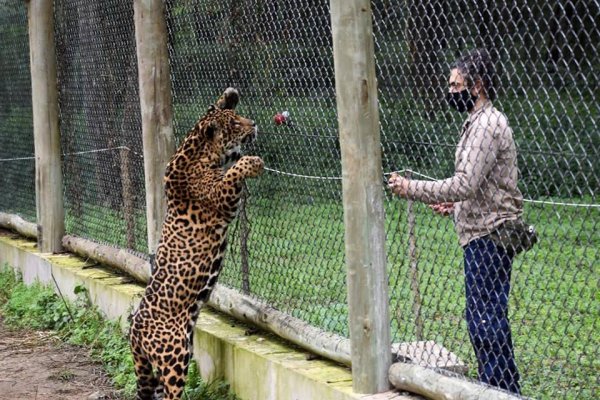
xmin=447 ymin=89 xmax=477 ymax=112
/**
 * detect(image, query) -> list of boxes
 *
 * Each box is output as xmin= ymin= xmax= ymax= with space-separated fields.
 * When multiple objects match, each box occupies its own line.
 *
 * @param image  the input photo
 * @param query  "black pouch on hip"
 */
xmin=489 ymin=218 xmax=538 ymax=256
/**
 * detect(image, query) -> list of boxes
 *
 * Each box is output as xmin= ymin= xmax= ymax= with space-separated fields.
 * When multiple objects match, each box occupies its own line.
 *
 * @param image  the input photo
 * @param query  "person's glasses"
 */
xmin=448 ymin=81 xmax=466 ymax=91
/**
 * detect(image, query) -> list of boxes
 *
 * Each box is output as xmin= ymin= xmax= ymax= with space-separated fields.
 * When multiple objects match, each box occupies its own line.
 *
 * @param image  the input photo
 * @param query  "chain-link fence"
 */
xmin=0 ymin=1 xmax=597 ymax=399
xmin=166 ymin=1 xmax=598 ymax=398
xmin=377 ymin=3 xmax=598 ymax=399
xmin=165 ymin=0 xmax=350 ymax=334
xmin=0 ymin=1 xmax=35 ymax=222
xmin=54 ymin=0 xmax=148 ymax=255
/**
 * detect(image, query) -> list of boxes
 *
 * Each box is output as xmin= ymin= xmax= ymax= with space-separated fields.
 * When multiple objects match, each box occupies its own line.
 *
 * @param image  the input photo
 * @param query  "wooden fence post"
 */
xmin=330 ymin=0 xmax=391 ymax=393
xmin=133 ymin=0 xmax=176 ymax=255
xmin=27 ymin=0 xmax=65 ymax=253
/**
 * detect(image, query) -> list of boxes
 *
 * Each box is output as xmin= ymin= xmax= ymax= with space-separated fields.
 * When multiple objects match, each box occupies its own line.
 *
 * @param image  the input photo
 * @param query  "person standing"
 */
xmin=389 ymin=48 xmax=523 ymax=394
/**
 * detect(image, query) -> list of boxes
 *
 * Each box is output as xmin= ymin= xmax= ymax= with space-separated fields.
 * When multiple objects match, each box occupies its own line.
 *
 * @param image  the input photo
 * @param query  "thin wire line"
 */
xmin=522 ymin=199 xmax=599 ymax=208
xmin=0 ymin=155 xmax=35 ymax=162
xmin=390 ymin=169 xmax=600 ymax=208
xmin=0 ymin=146 xmax=143 ymax=162
xmin=264 ymin=167 xmax=342 ymax=180
xmin=263 ymin=167 xmax=435 ymax=181
xmin=387 ymin=169 xmax=438 ymax=181
xmin=266 ymin=167 xmax=599 ymax=208
xmin=65 ymin=146 xmax=144 ymax=158
xmin=0 ymin=148 xmax=596 ymax=208
xmin=50 ymin=267 xmax=75 ymax=324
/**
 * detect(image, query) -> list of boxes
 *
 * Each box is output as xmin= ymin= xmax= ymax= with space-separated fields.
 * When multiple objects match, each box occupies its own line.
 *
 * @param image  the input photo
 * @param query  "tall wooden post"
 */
xmin=27 ymin=0 xmax=65 ymax=253
xmin=133 ymin=0 xmax=176 ymax=255
xmin=330 ymin=0 xmax=391 ymax=393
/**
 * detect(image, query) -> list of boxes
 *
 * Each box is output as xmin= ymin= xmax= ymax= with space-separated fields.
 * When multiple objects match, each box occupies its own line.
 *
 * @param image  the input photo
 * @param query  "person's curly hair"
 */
xmin=451 ymin=48 xmax=498 ymax=101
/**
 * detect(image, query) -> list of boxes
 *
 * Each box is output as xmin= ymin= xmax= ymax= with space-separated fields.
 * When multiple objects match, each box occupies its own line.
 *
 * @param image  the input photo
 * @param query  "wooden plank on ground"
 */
xmin=391 ymin=341 xmax=467 ymax=374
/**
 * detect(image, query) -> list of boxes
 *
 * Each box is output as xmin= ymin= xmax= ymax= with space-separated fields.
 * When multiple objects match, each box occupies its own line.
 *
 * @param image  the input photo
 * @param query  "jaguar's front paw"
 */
xmin=239 ymin=156 xmax=264 ymax=178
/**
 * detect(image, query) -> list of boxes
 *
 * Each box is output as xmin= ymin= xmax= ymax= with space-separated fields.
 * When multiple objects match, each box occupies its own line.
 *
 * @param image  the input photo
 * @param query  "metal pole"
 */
xmin=405 ymin=171 xmax=424 ymax=340
xmin=133 ymin=0 xmax=176 ymax=255
xmin=330 ymin=0 xmax=391 ymax=393
xmin=27 ymin=0 xmax=65 ymax=253
xmin=239 ymin=185 xmax=251 ymax=295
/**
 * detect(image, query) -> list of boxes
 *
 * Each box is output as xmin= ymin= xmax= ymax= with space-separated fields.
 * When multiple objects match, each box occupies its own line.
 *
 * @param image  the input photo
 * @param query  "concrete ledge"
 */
xmin=0 ymin=232 xmax=141 ymax=331
xmin=0 ymin=231 xmax=416 ymax=400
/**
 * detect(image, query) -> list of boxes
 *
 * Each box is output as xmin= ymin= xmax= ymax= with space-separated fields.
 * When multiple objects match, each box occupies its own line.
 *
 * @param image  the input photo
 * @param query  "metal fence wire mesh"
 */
xmin=54 ymin=0 xmax=148 ymax=255
xmin=0 ymin=0 xmax=597 ymax=399
xmin=0 ymin=1 xmax=35 ymax=222
xmin=376 ymin=3 xmax=598 ymax=399
xmin=166 ymin=1 xmax=598 ymax=399
xmin=165 ymin=0 xmax=349 ymax=334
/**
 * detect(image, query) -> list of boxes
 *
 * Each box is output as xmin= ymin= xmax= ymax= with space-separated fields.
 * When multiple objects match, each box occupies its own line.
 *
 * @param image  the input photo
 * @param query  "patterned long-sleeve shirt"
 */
xmin=405 ymin=103 xmax=523 ymax=246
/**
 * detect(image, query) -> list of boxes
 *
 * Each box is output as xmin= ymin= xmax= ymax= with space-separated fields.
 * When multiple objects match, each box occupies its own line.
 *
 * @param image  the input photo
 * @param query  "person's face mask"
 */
xmin=447 ymin=89 xmax=477 ymax=113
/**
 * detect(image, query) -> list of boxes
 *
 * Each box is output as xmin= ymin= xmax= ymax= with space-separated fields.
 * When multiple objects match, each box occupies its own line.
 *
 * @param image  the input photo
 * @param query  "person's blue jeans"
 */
xmin=464 ymin=237 xmax=521 ymax=394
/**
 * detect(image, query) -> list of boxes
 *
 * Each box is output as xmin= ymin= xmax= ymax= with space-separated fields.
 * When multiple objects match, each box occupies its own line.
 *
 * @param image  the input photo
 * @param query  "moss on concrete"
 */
xmin=0 ymin=233 xmax=37 ymax=252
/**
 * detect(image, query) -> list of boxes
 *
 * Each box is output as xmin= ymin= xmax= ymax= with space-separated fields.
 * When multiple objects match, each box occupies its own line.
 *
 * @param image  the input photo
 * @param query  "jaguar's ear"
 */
xmin=215 ymin=87 xmax=239 ymax=110
xmin=204 ymin=120 xmax=219 ymax=140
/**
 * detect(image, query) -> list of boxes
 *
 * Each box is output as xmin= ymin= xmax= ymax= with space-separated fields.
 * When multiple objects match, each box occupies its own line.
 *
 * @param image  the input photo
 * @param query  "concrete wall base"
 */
xmin=0 ymin=231 xmax=414 ymax=400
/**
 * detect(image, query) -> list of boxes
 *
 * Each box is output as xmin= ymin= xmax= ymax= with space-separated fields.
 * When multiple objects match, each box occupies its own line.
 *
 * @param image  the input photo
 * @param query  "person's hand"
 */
xmin=429 ymin=202 xmax=454 ymax=216
xmin=388 ymin=173 xmax=410 ymax=198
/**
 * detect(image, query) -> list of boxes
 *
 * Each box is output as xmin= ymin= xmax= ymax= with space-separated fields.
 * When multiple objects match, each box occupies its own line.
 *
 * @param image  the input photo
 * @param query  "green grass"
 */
xmin=220 ymin=178 xmax=599 ymax=400
xmin=64 ymin=202 xmax=149 ymax=254
xmin=0 ymin=265 xmax=238 ymax=400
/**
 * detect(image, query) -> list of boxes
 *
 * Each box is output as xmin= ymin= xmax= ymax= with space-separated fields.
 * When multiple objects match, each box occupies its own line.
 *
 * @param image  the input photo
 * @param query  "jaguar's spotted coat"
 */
xmin=129 ymin=88 xmax=263 ymax=399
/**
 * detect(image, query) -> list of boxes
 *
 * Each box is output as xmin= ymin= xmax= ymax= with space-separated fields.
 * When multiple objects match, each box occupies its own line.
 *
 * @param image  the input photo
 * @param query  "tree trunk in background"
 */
xmin=476 ymin=2 xmax=500 ymax=58
xmin=476 ymin=2 xmax=502 ymax=88
xmin=405 ymin=0 xmax=447 ymax=120
xmin=78 ymin=0 xmax=137 ymax=211
xmin=239 ymin=185 xmax=250 ymax=295
xmin=546 ymin=0 xmax=598 ymax=92
xmin=77 ymin=0 xmax=116 ymax=209
xmin=227 ymin=0 xmax=244 ymax=89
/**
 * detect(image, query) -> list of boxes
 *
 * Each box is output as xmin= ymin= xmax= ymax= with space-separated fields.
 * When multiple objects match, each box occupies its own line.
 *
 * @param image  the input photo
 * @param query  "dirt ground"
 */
xmin=0 ymin=317 xmax=123 ymax=400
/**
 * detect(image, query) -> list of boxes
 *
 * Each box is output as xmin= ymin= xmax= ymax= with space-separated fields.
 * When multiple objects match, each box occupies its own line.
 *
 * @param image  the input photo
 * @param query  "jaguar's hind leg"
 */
xmin=133 ymin=352 xmax=159 ymax=400
xmin=130 ymin=327 xmax=160 ymax=400
xmin=159 ymin=336 xmax=191 ymax=400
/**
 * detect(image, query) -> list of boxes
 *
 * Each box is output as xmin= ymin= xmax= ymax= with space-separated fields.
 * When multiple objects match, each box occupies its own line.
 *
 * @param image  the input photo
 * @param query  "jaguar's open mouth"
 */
xmin=242 ymin=125 xmax=258 ymax=145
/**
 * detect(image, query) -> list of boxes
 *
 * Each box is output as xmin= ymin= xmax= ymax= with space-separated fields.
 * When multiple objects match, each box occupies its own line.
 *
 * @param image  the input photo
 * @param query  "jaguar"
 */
xmin=129 ymin=87 xmax=263 ymax=399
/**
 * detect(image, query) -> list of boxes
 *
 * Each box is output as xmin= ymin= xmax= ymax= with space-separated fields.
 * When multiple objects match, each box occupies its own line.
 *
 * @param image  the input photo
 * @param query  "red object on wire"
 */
xmin=273 ymin=113 xmax=286 ymax=125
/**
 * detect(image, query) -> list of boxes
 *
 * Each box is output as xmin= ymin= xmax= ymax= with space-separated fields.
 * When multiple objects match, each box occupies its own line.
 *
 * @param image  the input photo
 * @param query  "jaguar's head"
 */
xmin=200 ymin=88 xmax=257 ymax=165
